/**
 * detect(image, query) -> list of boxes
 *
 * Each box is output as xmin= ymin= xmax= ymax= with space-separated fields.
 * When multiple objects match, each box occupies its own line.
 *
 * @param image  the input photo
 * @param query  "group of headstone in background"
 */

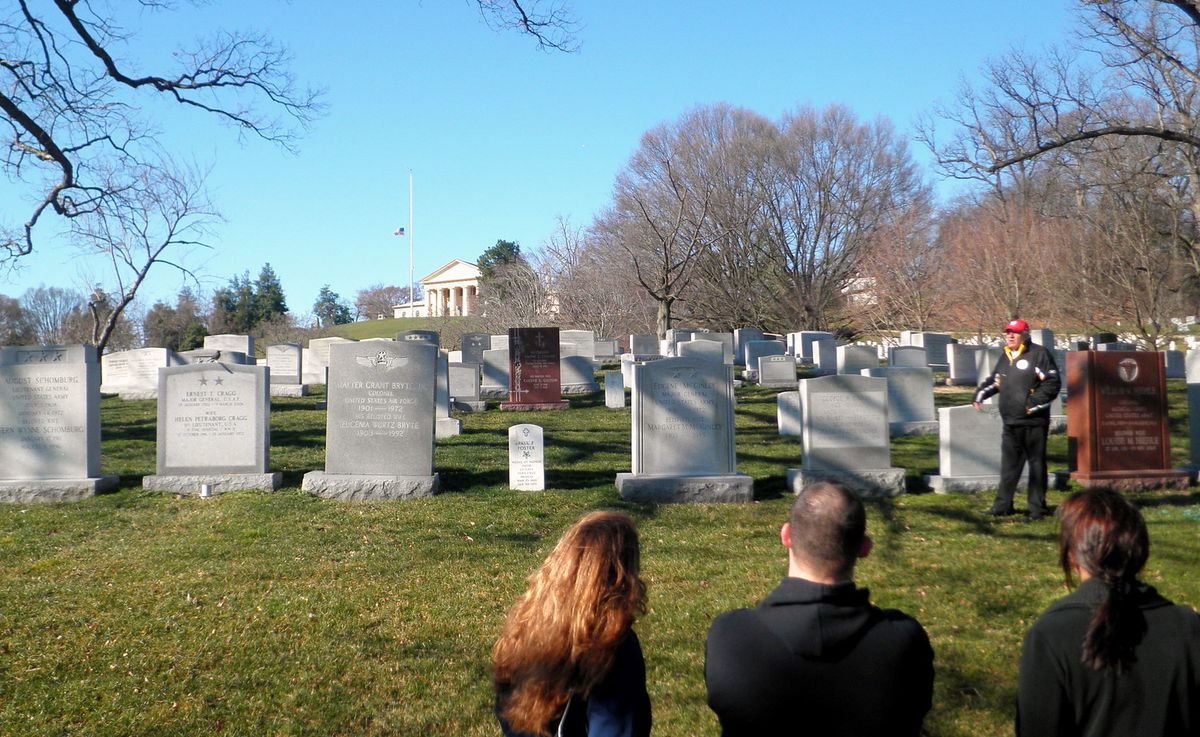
xmin=0 ymin=325 xmax=1195 ymax=505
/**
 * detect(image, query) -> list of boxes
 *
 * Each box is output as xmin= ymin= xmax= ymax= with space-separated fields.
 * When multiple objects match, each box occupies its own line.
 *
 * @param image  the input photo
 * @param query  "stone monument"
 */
xmin=502 ymin=327 xmax=568 ymax=411
xmin=615 ymin=357 xmax=753 ymax=503
xmin=787 ymin=374 xmax=905 ymax=496
xmin=508 ymin=423 xmax=546 ymax=491
xmin=265 ymin=343 xmax=306 ymax=397
xmin=1066 ymin=351 xmax=1187 ymax=489
xmin=0 ymin=345 xmax=118 ymax=502
xmin=143 ymin=363 xmax=280 ymax=493
xmin=302 ymin=341 xmax=439 ymax=499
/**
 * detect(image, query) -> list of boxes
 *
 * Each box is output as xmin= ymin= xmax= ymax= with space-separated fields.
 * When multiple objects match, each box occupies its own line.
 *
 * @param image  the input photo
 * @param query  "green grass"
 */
xmin=2 ymin=380 xmax=1199 ymax=736
xmin=332 ymin=317 xmax=484 ymax=341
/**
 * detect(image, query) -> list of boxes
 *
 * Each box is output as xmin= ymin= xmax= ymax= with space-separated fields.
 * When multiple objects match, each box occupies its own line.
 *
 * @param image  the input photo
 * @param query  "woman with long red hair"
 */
xmin=1017 ymin=488 xmax=1200 ymax=736
xmin=493 ymin=511 xmax=651 ymax=737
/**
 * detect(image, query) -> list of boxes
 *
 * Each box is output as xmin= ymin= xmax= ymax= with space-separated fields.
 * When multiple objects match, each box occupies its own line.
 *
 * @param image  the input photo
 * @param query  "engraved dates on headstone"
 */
xmin=157 ymin=364 xmax=269 ymax=475
xmin=325 ymin=342 xmax=436 ymax=476
xmin=508 ymin=423 xmax=545 ymax=491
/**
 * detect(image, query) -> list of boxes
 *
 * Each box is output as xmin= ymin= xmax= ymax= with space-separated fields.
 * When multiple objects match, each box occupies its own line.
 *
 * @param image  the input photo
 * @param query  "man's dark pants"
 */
xmin=993 ymin=423 xmax=1049 ymax=516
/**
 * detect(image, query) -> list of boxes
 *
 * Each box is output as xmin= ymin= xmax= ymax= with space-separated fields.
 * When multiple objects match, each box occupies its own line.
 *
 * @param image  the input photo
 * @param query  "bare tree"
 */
xmin=1044 ymin=135 xmax=1197 ymax=347
xmin=0 ymin=294 xmax=36 ymax=345
xmin=1 ymin=0 xmax=574 ymax=260
xmin=0 ymin=1 xmax=322 ymax=262
xmin=476 ymin=256 xmax=552 ymax=331
xmin=19 ymin=285 xmax=86 ymax=344
xmin=599 ymin=108 xmax=724 ymax=339
xmin=355 ymin=284 xmax=413 ymax=321
xmin=475 ymin=0 xmax=579 ymax=51
xmin=68 ymin=162 xmax=217 ymax=353
xmin=921 ymin=1 xmax=1200 ymax=280
xmin=855 ymin=203 xmax=947 ymax=335
xmin=537 ymin=216 xmax=652 ymax=338
xmin=683 ymin=105 xmax=781 ymax=331
xmin=761 ymin=105 xmax=930 ymax=330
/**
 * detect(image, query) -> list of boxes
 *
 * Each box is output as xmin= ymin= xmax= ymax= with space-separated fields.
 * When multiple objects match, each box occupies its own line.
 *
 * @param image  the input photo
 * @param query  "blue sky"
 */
xmin=1 ymin=1 xmax=1077 ymax=317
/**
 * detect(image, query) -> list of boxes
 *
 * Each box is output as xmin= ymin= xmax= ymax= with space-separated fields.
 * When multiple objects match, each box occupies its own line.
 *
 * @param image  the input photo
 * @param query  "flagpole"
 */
xmin=408 ymin=169 xmax=414 ymax=317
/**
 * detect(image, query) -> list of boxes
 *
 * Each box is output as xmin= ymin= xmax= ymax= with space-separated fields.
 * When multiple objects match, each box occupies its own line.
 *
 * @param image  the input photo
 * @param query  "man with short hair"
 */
xmin=972 ymin=318 xmax=1061 ymax=520
xmin=704 ymin=482 xmax=934 ymax=737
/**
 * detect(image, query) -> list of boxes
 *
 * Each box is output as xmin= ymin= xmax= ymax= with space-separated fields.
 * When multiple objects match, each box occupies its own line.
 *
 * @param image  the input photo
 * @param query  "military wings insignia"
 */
xmin=357 ymin=351 xmax=407 ymax=370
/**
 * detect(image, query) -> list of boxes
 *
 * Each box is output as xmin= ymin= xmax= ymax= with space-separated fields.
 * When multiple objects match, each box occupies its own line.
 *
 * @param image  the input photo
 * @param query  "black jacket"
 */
xmin=705 ymin=578 xmax=934 ymax=737
xmin=974 ymin=341 xmax=1060 ymax=426
xmin=1018 ymin=578 xmax=1200 ymax=737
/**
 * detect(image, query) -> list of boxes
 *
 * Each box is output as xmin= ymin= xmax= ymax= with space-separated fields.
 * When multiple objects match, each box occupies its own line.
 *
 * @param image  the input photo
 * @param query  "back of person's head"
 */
xmin=493 ymin=511 xmax=646 ymax=736
xmin=789 ymin=482 xmax=866 ymax=581
xmin=1057 ymin=488 xmax=1150 ymax=671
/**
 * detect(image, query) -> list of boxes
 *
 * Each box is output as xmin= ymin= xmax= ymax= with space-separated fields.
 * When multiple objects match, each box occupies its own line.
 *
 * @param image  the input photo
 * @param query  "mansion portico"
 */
xmin=392 ymin=259 xmax=481 ymax=318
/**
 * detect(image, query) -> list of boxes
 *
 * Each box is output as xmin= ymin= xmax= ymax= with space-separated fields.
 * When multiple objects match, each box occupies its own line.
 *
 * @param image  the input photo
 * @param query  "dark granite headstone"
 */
xmin=502 ymin=327 xmax=567 ymax=410
xmin=1067 ymin=351 xmax=1187 ymax=489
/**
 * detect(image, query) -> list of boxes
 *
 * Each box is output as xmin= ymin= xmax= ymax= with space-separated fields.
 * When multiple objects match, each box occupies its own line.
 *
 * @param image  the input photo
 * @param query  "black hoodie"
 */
xmin=705 ymin=577 xmax=933 ymax=737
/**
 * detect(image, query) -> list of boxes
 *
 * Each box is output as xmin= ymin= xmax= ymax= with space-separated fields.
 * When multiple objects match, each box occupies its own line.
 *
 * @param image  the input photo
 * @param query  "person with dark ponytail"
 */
xmin=1017 ymin=488 xmax=1200 ymax=736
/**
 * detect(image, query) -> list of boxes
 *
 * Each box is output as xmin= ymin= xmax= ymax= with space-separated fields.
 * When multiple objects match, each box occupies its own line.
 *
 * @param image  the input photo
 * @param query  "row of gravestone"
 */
xmin=3 ymin=335 xmax=1195 ymax=504
xmin=98 ymin=330 xmax=623 ymax=402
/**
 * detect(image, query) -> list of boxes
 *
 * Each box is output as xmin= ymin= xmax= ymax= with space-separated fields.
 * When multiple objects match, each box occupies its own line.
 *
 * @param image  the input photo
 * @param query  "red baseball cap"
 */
xmin=1004 ymin=319 xmax=1029 ymax=333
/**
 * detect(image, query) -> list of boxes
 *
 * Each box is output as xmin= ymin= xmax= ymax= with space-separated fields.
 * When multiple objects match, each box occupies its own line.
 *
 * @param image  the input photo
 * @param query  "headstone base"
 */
xmin=889 ymin=421 xmax=939 ymax=437
xmin=1049 ymin=416 xmax=1067 ymax=434
xmin=630 ymin=354 xmax=663 ymax=362
xmin=435 ymin=417 xmax=462 ymax=439
xmin=759 ymin=380 xmax=799 ymax=389
xmin=143 ymin=473 xmax=282 ymax=494
xmin=925 ymin=474 xmax=1027 ymax=494
xmin=1064 ymin=469 xmax=1190 ymax=492
xmin=787 ymin=468 xmax=906 ymax=498
xmin=480 ymin=387 xmax=508 ymax=399
xmin=615 ymin=473 xmax=753 ymax=504
xmin=0 ymin=477 xmax=118 ymax=503
xmin=269 ymin=384 xmax=308 ymax=398
xmin=301 ymin=472 xmax=440 ymax=500
xmin=500 ymin=401 xmax=570 ymax=411
xmin=116 ymin=390 xmax=158 ymax=401
xmin=945 ymin=377 xmax=977 ymax=386
xmin=561 ymin=382 xmax=601 ymax=394
xmin=451 ymin=399 xmax=487 ymax=412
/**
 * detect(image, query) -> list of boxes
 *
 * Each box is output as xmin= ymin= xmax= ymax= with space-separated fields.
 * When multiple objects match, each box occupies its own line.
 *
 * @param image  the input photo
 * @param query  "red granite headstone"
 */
xmin=1066 ymin=351 xmax=1187 ymax=489
xmin=501 ymin=327 xmax=568 ymax=411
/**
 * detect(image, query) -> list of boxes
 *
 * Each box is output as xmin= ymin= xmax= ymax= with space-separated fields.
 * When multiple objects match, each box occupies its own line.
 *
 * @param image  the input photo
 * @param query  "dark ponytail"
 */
xmin=1057 ymin=489 xmax=1149 ymax=671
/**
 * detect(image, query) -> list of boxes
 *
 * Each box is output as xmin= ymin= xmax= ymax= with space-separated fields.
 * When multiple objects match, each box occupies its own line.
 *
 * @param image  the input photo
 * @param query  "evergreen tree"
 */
xmin=478 ymin=239 xmax=522 ymax=281
xmin=313 ymin=285 xmax=353 ymax=327
xmin=253 ymin=263 xmax=288 ymax=325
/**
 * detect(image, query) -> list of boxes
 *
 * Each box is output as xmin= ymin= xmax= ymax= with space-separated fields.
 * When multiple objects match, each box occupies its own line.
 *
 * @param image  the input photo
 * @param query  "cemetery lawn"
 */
xmin=2 ymin=382 xmax=1199 ymax=737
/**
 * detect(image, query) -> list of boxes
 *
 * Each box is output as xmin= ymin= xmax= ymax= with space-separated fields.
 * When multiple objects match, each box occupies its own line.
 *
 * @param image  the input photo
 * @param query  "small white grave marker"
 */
xmin=508 ymin=424 xmax=545 ymax=491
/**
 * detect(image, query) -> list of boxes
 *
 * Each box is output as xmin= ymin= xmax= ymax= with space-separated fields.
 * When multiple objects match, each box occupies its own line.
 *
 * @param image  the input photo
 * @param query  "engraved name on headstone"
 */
xmin=508 ymin=423 xmax=545 ymax=491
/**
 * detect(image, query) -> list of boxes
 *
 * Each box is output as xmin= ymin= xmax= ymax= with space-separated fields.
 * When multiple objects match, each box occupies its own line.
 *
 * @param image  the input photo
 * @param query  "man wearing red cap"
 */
xmin=972 ymin=318 xmax=1061 ymax=520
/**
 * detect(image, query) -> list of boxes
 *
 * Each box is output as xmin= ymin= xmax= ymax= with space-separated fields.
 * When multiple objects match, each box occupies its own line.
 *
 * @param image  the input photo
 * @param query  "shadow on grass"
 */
xmin=437 ymin=467 xmax=507 ymax=492
xmin=1132 ymin=490 xmax=1200 ymax=509
xmin=101 ymin=419 xmax=156 ymax=443
xmin=269 ymin=403 xmax=327 ymax=414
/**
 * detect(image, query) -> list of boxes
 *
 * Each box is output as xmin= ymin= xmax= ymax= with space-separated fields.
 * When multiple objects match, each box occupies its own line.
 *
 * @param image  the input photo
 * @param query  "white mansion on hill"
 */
xmin=391 ymin=259 xmax=481 ymax=318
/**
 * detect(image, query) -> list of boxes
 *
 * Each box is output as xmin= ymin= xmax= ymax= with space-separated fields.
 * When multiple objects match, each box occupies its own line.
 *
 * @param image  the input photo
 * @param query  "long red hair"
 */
xmin=492 ymin=512 xmax=646 ymax=736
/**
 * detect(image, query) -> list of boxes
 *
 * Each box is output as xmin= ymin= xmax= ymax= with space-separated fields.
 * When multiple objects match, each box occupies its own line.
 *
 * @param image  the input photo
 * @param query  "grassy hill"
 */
xmin=1 ymin=381 xmax=1198 ymax=736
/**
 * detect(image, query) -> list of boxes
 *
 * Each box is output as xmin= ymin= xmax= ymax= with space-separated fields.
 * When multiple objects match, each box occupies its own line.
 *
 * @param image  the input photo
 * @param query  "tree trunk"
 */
xmin=656 ymin=299 xmax=672 ymax=340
